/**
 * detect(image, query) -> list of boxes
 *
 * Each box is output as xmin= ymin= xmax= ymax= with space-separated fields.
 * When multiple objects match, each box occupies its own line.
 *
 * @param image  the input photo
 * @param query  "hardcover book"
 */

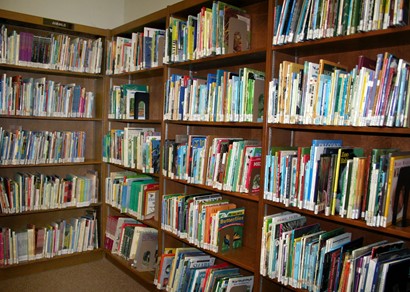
xmin=215 ymin=207 xmax=245 ymax=253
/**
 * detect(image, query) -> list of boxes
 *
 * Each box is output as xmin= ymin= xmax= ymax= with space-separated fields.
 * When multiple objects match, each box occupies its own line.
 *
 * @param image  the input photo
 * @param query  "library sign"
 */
xmin=43 ymin=18 xmax=74 ymax=30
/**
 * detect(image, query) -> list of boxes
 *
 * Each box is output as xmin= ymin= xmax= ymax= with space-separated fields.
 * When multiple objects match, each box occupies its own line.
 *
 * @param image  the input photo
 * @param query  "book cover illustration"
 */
xmin=216 ymin=207 xmax=245 ymax=253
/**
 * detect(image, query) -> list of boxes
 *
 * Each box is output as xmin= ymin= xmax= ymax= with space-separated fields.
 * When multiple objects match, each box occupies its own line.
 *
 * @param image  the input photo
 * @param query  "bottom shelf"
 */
xmin=105 ymin=251 xmax=158 ymax=291
xmin=0 ymin=248 xmax=104 ymax=280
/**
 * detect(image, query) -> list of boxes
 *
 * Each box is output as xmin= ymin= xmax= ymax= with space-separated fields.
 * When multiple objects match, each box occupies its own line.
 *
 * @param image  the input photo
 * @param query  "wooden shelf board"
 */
xmin=166 ymin=120 xmax=263 ymax=128
xmin=0 ymin=203 xmax=101 ymax=217
xmin=107 ymin=66 xmax=164 ymax=79
xmin=0 ymin=63 xmax=104 ymax=78
xmin=165 ymin=177 xmax=260 ymax=202
xmin=106 ymin=204 xmax=159 ymax=230
xmin=0 ymin=248 xmax=104 ymax=269
xmin=264 ymin=200 xmax=410 ymax=240
xmin=0 ymin=160 xmax=102 ymax=169
xmin=268 ymin=124 xmax=410 ymax=135
xmin=272 ymin=26 xmax=410 ymax=57
xmin=167 ymin=48 xmax=266 ymax=71
xmin=105 ymin=252 xmax=158 ymax=291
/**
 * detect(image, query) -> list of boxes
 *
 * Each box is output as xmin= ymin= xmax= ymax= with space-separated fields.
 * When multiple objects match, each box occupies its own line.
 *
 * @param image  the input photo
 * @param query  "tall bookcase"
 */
xmin=101 ymin=8 xmax=168 ymax=291
xmin=0 ymin=9 xmax=107 ymax=280
xmin=160 ymin=1 xmax=268 ymax=291
xmin=261 ymin=0 xmax=410 ymax=291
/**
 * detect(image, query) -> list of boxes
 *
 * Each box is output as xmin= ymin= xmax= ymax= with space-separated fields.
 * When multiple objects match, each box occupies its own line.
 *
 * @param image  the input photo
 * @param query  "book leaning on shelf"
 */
xmin=105 ymin=27 xmax=165 ymax=75
xmin=0 ymin=74 xmax=95 ymax=117
xmin=163 ymin=1 xmax=251 ymax=64
xmin=154 ymin=247 xmax=254 ymax=291
xmin=161 ymin=192 xmax=245 ymax=253
xmin=272 ymin=0 xmax=409 ymax=45
xmin=268 ymin=54 xmax=410 ymax=127
xmin=163 ymin=135 xmax=262 ymax=196
xmin=0 ymin=171 xmax=98 ymax=214
xmin=260 ymin=211 xmax=410 ymax=291
xmin=263 ymin=139 xmax=410 ymax=228
xmin=163 ymin=68 xmax=264 ymax=123
xmin=104 ymin=171 xmax=158 ymax=220
xmin=0 ymin=210 xmax=99 ymax=266
xmin=0 ymin=24 xmax=103 ymax=73
xmin=0 ymin=127 xmax=86 ymax=165
xmin=102 ymin=127 xmax=160 ymax=174
xmin=105 ymin=215 xmax=158 ymax=272
xmin=108 ymin=83 xmax=149 ymax=120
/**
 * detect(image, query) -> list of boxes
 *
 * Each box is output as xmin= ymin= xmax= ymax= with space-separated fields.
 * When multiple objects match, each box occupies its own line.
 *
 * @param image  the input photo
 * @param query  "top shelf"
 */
xmin=0 ymin=62 xmax=104 ymax=78
xmin=0 ymin=9 xmax=108 ymax=38
xmin=168 ymin=0 xmax=267 ymax=16
xmin=168 ymin=48 xmax=266 ymax=71
xmin=272 ymin=25 xmax=410 ymax=57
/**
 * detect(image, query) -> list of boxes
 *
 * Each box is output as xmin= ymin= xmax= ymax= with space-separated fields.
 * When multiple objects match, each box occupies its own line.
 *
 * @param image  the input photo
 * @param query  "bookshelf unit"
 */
xmin=161 ymin=1 xmax=268 ymax=291
xmin=102 ymin=8 xmax=168 ymax=290
xmin=261 ymin=0 xmax=410 ymax=291
xmin=0 ymin=9 xmax=106 ymax=279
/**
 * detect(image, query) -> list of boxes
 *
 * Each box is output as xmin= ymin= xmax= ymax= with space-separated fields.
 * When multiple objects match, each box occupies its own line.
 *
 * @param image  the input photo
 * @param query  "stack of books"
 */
xmin=163 ymin=1 xmax=251 ymax=64
xmin=105 ymin=27 xmax=165 ymax=74
xmin=161 ymin=192 xmax=245 ymax=253
xmin=263 ymin=139 xmax=410 ymax=228
xmin=163 ymin=135 xmax=262 ymax=195
xmin=0 ymin=74 xmax=95 ymax=117
xmin=105 ymin=171 xmax=158 ymax=221
xmin=0 ymin=25 xmax=103 ymax=73
xmin=268 ymin=54 xmax=410 ymax=128
xmin=272 ymin=0 xmax=409 ymax=45
xmin=102 ymin=127 xmax=160 ymax=174
xmin=163 ymin=68 xmax=264 ymax=123
xmin=105 ymin=215 xmax=157 ymax=271
xmin=0 ymin=128 xmax=86 ymax=165
xmin=0 ymin=210 xmax=99 ymax=266
xmin=154 ymin=247 xmax=254 ymax=291
xmin=260 ymin=211 xmax=410 ymax=292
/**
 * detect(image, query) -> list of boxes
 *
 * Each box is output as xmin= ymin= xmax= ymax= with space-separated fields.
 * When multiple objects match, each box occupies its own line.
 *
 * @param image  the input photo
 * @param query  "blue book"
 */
xmin=206 ymin=73 xmax=217 ymax=121
xmin=284 ymin=0 xmax=298 ymax=42
xmin=264 ymin=153 xmax=272 ymax=199
xmin=215 ymin=69 xmax=227 ymax=121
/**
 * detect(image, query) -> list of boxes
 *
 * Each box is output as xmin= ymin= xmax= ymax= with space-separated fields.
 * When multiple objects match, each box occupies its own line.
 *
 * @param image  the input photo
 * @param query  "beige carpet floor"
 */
xmin=0 ymin=256 xmax=152 ymax=292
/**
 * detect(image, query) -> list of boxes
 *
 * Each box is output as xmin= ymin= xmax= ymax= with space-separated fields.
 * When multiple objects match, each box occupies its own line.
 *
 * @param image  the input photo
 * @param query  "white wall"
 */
xmin=0 ymin=0 xmax=181 ymax=29
xmin=123 ymin=0 xmax=180 ymax=24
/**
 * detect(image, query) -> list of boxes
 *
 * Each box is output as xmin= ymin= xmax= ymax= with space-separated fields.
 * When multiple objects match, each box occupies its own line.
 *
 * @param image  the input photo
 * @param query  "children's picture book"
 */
xmin=215 ymin=207 xmax=245 ymax=253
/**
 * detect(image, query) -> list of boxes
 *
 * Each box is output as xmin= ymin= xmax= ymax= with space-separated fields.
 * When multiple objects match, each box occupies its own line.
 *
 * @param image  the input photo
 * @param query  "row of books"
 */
xmin=163 ymin=68 xmax=264 ymax=123
xmin=108 ymin=83 xmax=150 ymax=120
xmin=105 ymin=171 xmax=158 ymax=220
xmin=105 ymin=27 xmax=165 ymax=75
xmin=260 ymin=211 xmax=410 ymax=292
xmin=102 ymin=127 xmax=160 ymax=174
xmin=0 ymin=210 xmax=99 ymax=266
xmin=0 ymin=74 xmax=95 ymax=118
xmin=105 ymin=216 xmax=158 ymax=272
xmin=273 ymin=0 xmax=409 ymax=45
xmin=154 ymin=247 xmax=254 ymax=291
xmin=0 ymin=128 xmax=86 ymax=165
xmin=263 ymin=139 xmax=410 ymax=228
xmin=163 ymin=1 xmax=251 ymax=64
xmin=268 ymin=54 xmax=410 ymax=127
xmin=161 ymin=192 xmax=244 ymax=254
xmin=0 ymin=25 xmax=103 ymax=73
xmin=163 ymin=135 xmax=262 ymax=195
xmin=0 ymin=170 xmax=98 ymax=214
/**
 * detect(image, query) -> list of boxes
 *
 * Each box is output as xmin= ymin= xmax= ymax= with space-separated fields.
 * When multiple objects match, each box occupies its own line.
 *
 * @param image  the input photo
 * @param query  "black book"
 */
xmin=134 ymin=92 xmax=150 ymax=120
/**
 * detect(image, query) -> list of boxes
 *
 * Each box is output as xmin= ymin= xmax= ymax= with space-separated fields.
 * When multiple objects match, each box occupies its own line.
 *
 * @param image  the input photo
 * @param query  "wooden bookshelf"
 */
xmin=0 ymin=8 xmax=107 ymax=270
